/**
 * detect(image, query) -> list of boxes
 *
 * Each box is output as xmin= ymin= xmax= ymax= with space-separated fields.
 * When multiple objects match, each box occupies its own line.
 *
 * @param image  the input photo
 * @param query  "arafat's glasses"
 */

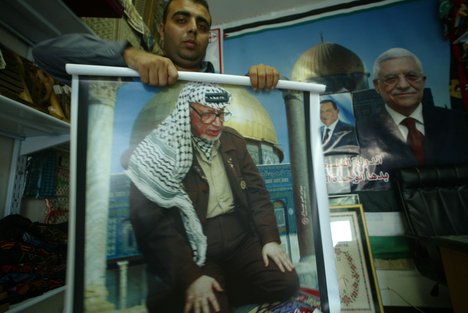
xmin=190 ymin=105 xmax=232 ymax=124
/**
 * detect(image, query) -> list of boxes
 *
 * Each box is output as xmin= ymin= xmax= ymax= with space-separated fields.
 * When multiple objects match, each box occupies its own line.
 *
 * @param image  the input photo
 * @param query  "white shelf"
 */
xmin=0 ymin=1 xmax=85 ymax=312
xmin=0 ymin=96 xmax=70 ymax=312
xmin=6 ymin=286 xmax=66 ymax=313
xmin=0 ymin=95 xmax=70 ymax=154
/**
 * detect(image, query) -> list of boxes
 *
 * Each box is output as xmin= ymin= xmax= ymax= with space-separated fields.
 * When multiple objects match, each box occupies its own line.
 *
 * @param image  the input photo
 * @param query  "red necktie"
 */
xmin=401 ymin=117 xmax=425 ymax=164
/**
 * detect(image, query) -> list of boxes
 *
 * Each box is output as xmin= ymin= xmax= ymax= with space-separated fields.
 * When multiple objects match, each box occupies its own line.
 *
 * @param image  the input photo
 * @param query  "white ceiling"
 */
xmin=209 ymin=0 xmax=337 ymax=27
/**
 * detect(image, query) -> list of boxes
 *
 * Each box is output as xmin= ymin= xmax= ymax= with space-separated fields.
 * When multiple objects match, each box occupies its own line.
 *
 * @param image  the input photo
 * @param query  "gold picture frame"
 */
xmin=330 ymin=204 xmax=383 ymax=313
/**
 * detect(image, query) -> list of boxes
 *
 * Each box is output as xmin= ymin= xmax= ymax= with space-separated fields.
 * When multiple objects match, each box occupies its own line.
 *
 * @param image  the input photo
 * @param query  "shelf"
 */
xmin=0 ymin=95 xmax=70 ymax=154
xmin=0 ymin=0 xmax=94 ymax=47
xmin=6 ymin=286 xmax=66 ymax=313
xmin=0 ymin=1 xmax=79 ymax=312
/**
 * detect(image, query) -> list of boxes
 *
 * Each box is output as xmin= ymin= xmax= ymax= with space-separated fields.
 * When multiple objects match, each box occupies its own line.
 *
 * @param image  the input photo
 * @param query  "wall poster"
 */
xmin=66 ymin=64 xmax=341 ymax=312
xmin=222 ymin=0 xmax=468 ymax=201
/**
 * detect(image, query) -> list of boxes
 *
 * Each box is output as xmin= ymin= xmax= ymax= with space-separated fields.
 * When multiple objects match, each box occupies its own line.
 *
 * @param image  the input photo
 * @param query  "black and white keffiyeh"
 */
xmin=125 ymin=82 xmax=231 ymax=266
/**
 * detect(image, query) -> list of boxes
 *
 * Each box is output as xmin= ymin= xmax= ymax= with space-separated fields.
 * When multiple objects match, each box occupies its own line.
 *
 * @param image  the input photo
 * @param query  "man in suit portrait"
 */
xmin=356 ymin=47 xmax=468 ymax=190
xmin=320 ymin=98 xmax=359 ymax=155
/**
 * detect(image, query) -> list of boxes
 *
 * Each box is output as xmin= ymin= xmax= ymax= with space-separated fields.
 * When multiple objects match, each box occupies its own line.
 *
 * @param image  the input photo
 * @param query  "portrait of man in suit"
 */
xmin=356 ymin=47 xmax=468 ymax=190
xmin=320 ymin=98 xmax=359 ymax=155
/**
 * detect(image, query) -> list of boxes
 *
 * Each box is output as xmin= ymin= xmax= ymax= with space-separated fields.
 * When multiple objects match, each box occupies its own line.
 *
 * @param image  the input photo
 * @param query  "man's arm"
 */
xmin=32 ymin=33 xmax=129 ymax=82
xmin=123 ymin=46 xmax=179 ymax=86
xmin=32 ymin=33 xmax=178 ymax=86
xmin=32 ymin=33 xmax=280 ymax=89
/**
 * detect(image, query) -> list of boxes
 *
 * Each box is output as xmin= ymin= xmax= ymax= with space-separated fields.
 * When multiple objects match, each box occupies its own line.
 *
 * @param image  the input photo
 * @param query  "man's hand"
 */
xmin=262 ymin=242 xmax=295 ymax=272
xmin=123 ymin=47 xmax=179 ymax=86
xmin=183 ymin=275 xmax=224 ymax=313
xmin=248 ymin=64 xmax=280 ymax=91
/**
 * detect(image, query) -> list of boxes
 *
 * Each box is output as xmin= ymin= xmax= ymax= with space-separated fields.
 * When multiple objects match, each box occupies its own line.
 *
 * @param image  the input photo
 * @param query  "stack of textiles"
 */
xmin=0 ymin=214 xmax=67 ymax=307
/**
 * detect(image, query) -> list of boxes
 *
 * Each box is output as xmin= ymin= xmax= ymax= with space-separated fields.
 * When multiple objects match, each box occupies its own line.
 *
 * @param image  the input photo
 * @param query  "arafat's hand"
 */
xmin=262 ymin=242 xmax=295 ymax=272
xmin=123 ymin=47 xmax=179 ymax=86
xmin=248 ymin=64 xmax=280 ymax=91
xmin=183 ymin=275 xmax=224 ymax=313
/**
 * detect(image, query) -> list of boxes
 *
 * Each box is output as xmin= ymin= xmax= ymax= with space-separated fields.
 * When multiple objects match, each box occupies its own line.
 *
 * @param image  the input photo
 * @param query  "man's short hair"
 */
xmin=320 ymin=99 xmax=338 ymax=110
xmin=162 ymin=0 xmax=211 ymax=23
xmin=373 ymin=47 xmax=424 ymax=78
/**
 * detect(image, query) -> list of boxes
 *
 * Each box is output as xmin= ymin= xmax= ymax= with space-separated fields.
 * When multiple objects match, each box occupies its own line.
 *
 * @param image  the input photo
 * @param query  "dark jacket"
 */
xmin=356 ymin=105 xmax=468 ymax=189
xmin=32 ymin=33 xmax=215 ymax=83
xmin=321 ymin=120 xmax=359 ymax=155
xmin=129 ymin=127 xmax=280 ymax=292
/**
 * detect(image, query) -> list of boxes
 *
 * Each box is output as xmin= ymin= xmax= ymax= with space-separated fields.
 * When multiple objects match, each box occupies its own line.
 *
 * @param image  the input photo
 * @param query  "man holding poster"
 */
xmin=32 ymin=0 xmax=279 ymax=90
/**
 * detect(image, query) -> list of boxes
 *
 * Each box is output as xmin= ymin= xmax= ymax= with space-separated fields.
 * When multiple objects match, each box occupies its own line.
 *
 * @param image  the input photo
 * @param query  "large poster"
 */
xmin=222 ymin=0 xmax=468 ymax=198
xmin=67 ymin=66 xmax=342 ymax=312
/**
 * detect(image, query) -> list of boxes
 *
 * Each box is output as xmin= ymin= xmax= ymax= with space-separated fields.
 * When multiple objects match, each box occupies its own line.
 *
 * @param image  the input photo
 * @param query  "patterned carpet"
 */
xmin=234 ymin=288 xmax=321 ymax=313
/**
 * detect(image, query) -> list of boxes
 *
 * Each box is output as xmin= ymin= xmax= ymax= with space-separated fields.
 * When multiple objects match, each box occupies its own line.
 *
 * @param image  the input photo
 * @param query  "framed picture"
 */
xmin=66 ymin=65 xmax=343 ymax=312
xmin=330 ymin=204 xmax=383 ymax=313
xmin=328 ymin=194 xmax=360 ymax=207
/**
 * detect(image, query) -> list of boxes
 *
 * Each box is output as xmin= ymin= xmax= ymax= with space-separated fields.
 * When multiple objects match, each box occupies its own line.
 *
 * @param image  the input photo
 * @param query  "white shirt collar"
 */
xmin=385 ymin=103 xmax=425 ymax=137
xmin=385 ymin=102 xmax=424 ymax=125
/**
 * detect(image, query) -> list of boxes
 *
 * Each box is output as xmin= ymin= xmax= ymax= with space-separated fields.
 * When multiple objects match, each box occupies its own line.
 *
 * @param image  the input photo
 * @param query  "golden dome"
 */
xmin=291 ymin=42 xmax=366 ymax=81
xmin=129 ymin=82 xmax=280 ymax=150
xmin=222 ymin=84 xmax=278 ymax=146
xmin=130 ymin=82 xmax=185 ymax=146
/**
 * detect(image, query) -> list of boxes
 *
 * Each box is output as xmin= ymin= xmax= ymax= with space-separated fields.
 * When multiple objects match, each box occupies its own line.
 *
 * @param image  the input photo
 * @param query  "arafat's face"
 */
xmin=190 ymin=102 xmax=224 ymax=141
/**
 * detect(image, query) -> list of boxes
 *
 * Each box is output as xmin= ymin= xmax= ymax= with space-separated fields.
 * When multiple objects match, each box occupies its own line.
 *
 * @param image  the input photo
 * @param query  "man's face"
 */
xmin=159 ymin=0 xmax=211 ymax=70
xmin=320 ymin=101 xmax=339 ymax=126
xmin=373 ymin=56 xmax=426 ymax=116
xmin=190 ymin=102 xmax=224 ymax=141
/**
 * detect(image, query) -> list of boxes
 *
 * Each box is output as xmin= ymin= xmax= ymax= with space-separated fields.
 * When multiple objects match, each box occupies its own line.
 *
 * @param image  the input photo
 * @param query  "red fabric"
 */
xmin=447 ymin=0 xmax=468 ymax=110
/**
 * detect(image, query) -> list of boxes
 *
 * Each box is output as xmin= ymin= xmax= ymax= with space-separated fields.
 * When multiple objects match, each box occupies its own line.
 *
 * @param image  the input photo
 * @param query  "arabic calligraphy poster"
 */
xmin=319 ymin=92 xmax=392 ymax=194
